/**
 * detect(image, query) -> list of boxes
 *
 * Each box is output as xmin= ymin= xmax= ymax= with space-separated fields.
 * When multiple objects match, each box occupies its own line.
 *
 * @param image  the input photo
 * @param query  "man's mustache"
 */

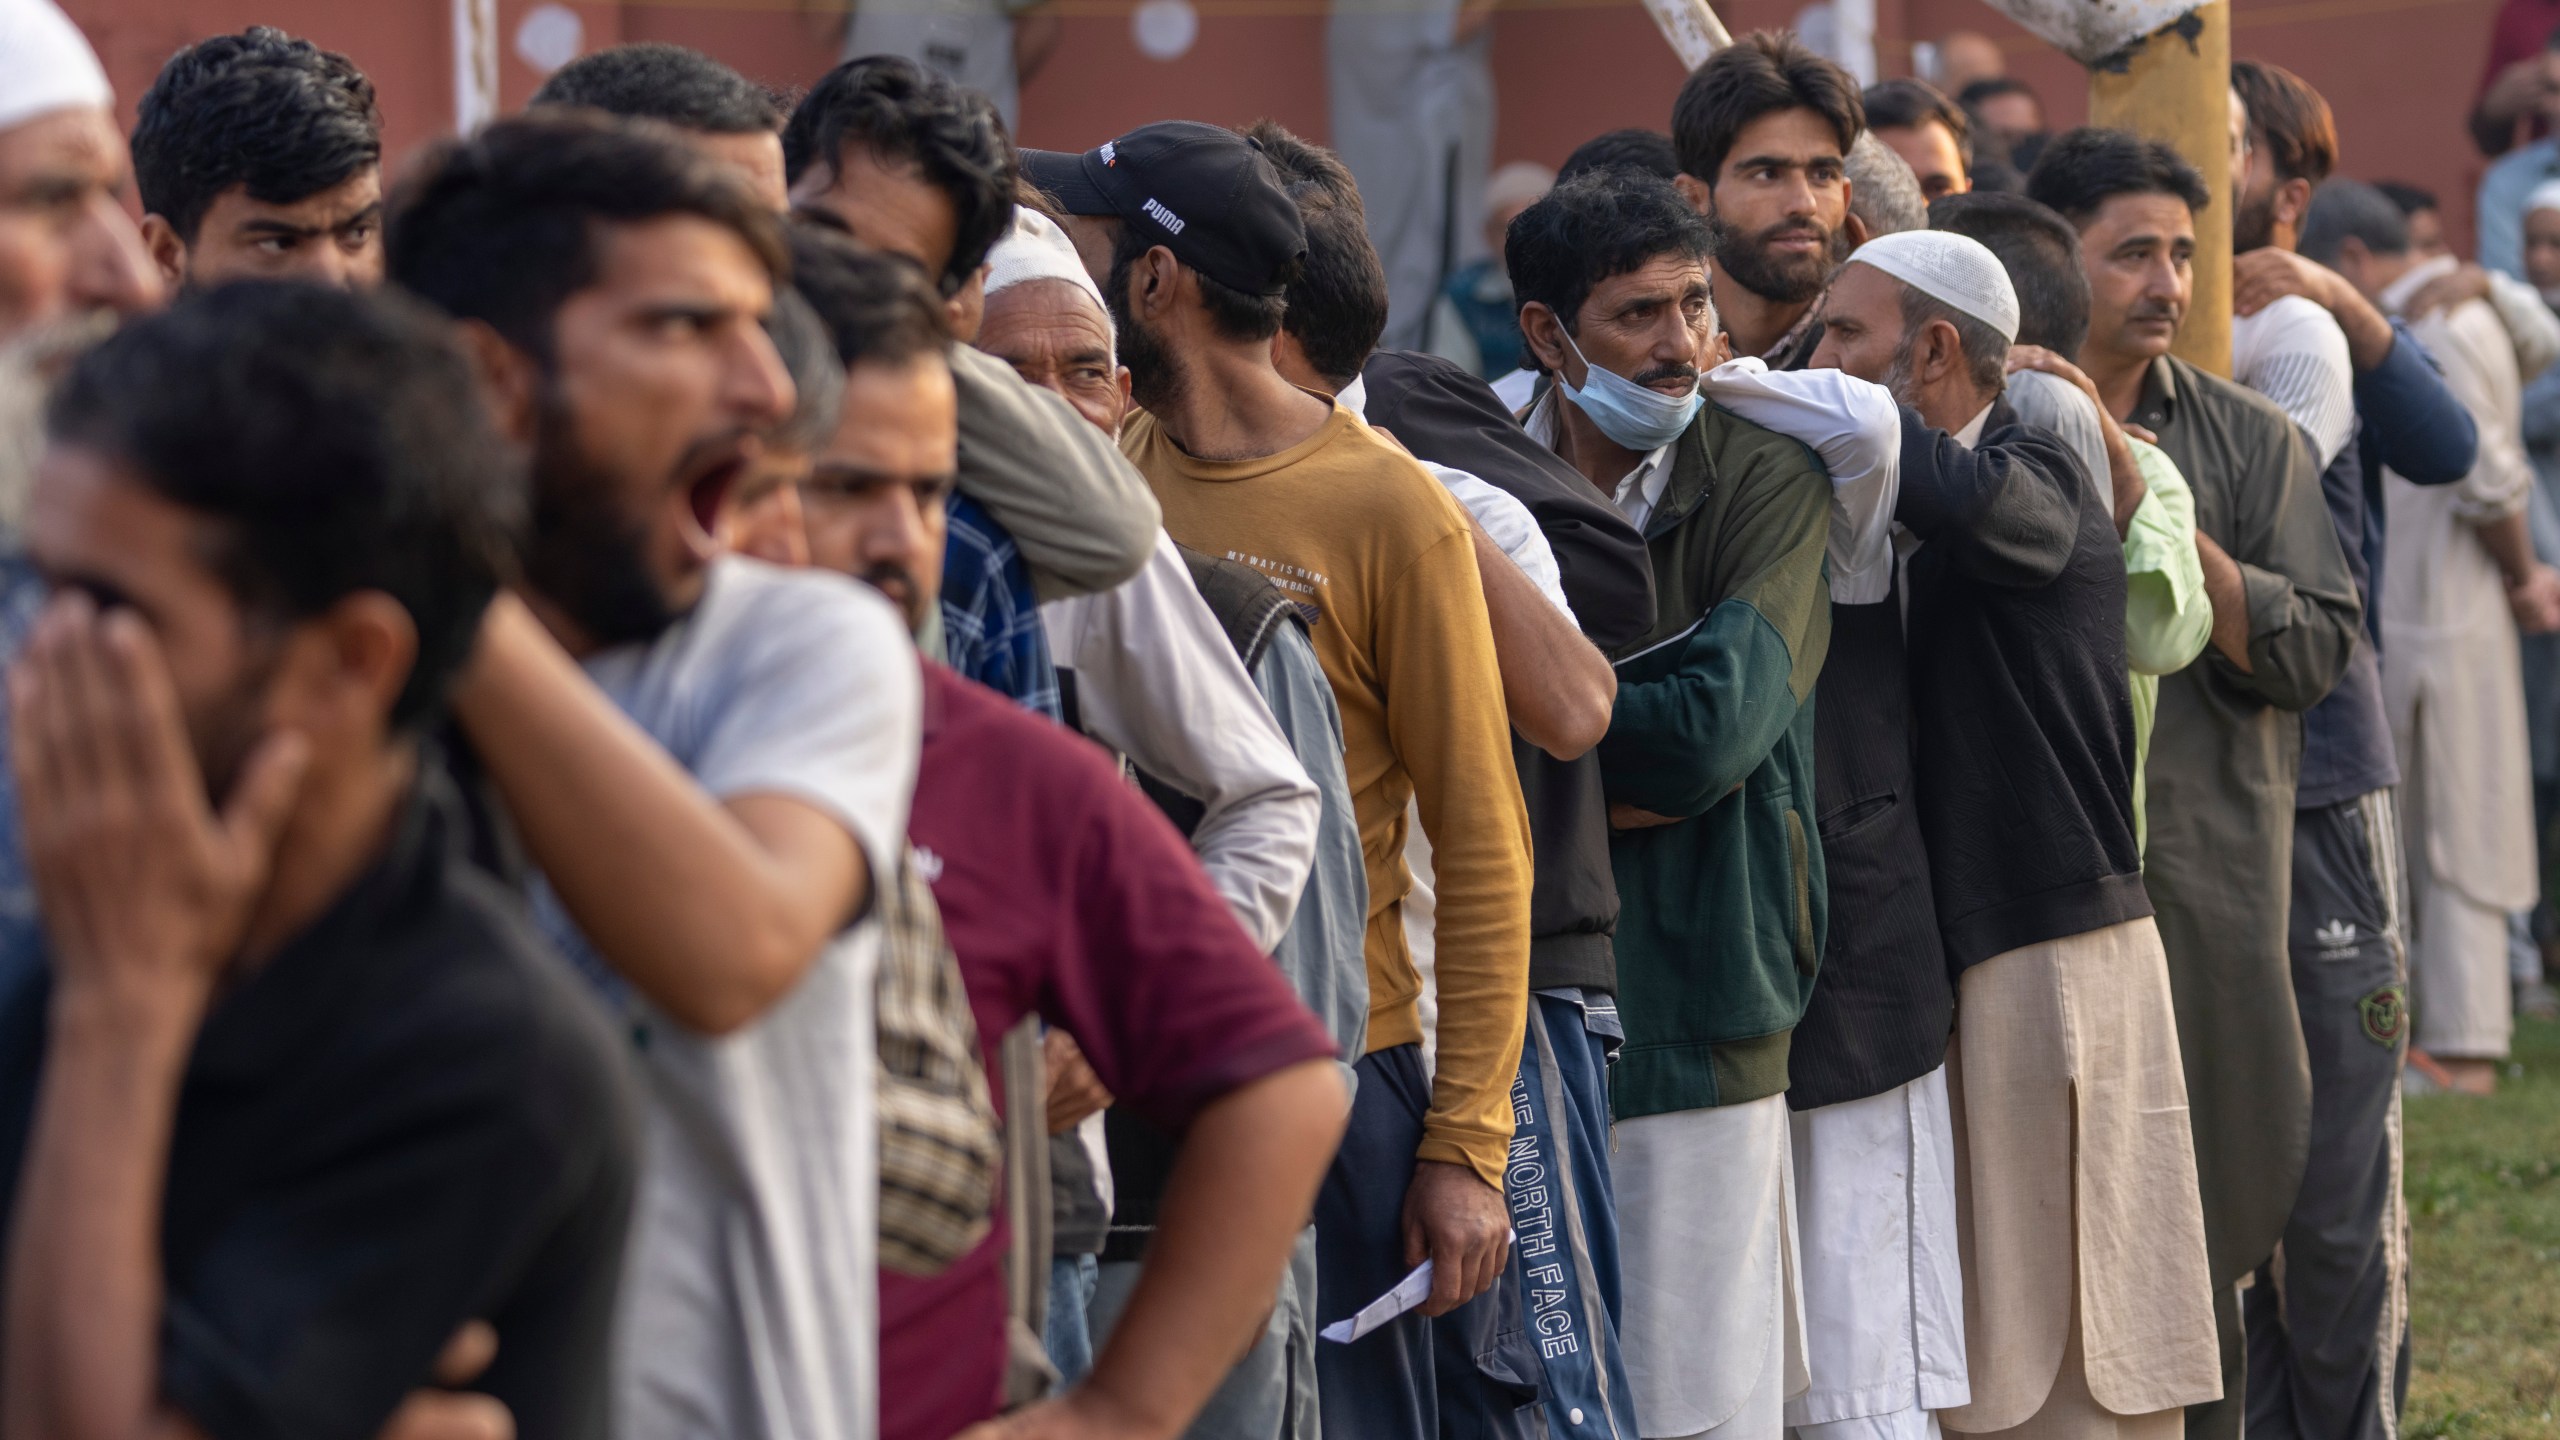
xmin=1632 ymin=364 xmax=1701 ymax=388
xmin=1754 ymin=221 xmax=1830 ymax=248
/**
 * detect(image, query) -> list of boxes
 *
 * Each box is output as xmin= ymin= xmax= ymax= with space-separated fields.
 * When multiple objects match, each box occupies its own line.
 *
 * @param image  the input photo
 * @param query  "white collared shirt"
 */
xmin=1523 ymin=388 xmax=1677 ymax=531
xmin=1952 ymin=401 xmax=1995 ymax=450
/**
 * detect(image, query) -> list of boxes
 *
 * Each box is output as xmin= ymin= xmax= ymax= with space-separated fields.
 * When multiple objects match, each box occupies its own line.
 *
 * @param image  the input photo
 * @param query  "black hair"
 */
xmin=781 ymin=55 xmax=1015 ymax=295
xmin=2300 ymin=178 xmax=2412 ymax=264
xmin=1558 ymin=128 xmax=1680 ymax=183
xmin=1242 ymin=120 xmax=1388 ymax=386
xmin=387 ymin=111 xmax=786 ymax=367
xmin=1504 ymin=170 xmax=1715 ymax=373
xmin=1863 ymin=78 xmax=1972 ymax=165
xmin=2023 ymin=126 xmax=2211 ymax=225
xmin=2230 ymin=59 xmax=2336 ymax=187
xmin=786 ymin=221 xmax=953 ymax=370
xmin=1956 ymin=76 xmax=2041 ymax=113
xmin=131 ymin=26 xmax=382 ymax=243
xmin=1928 ymin=190 xmax=2090 ymax=356
xmin=46 ymin=282 xmax=517 ymax=732
xmin=1106 ymin=214 xmax=1293 ymax=345
xmin=2374 ymin=180 xmax=2439 ymax=218
xmin=530 ymin=42 xmax=782 ymax=134
xmin=1673 ymin=30 xmax=1865 ymax=184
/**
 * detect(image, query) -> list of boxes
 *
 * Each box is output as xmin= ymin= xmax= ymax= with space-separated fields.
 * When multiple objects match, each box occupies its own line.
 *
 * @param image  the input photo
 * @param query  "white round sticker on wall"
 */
xmin=515 ymin=3 xmax=585 ymax=75
xmin=1133 ymin=0 xmax=1199 ymax=62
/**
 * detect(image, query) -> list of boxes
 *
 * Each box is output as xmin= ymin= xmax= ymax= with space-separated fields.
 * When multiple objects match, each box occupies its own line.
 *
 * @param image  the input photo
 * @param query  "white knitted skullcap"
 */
xmin=2529 ymin=180 xmax=2560 ymax=220
xmin=1848 ymin=228 xmax=2021 ymax=344
xmin=0 ymin=0 xmax=111 ymax=136
xmin=985 ymin=206 xmax=1112 ymax=341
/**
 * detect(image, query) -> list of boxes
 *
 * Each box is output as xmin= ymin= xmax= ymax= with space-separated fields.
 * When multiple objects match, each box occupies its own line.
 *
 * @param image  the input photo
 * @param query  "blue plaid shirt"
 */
xmin=940 ymin=494 xmax=1061 ymax=721
xmin=0 ymin=548 xmax=51 ymax=988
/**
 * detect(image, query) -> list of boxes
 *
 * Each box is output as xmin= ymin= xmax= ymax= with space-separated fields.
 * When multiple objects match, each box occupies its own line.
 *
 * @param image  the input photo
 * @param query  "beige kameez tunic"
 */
xmin=2378 ymin=259 xmax=2540 ymax=1059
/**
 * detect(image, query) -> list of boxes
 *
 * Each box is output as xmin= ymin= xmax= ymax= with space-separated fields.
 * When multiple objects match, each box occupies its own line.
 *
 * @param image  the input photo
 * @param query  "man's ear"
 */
xmin=1133 ymin=245 xmax=1183 ymax=322
xmin=2274 ymin=176 xmax=2314 ymax=233
xmin=139 ymin=213 xmax=188 ymax=290
xmin=1844 ymin=210 xmax=1873 ymax=250
xmin=1672 ymin=171 xmax=1715 ymax=218
xmin=454 ymin=320 xmax=540 ymax=450
xmin=1925 ymin=318 xmax=1965 ymax=387
xmin=1518 ymin=300 xmax=1572 ymax=376
xmin=266 ymin=590 xmax=418 ymax=748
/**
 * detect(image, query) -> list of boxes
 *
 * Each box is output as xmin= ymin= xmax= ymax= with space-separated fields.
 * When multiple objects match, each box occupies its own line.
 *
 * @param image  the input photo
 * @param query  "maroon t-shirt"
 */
xmin=880 ymin=665 xmax=1337 ymax=1440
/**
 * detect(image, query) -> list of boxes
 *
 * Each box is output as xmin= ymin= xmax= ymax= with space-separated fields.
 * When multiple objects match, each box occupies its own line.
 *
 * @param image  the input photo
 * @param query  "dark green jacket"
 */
xmin=1601 ymin=402 xmax=1834 ymax=1121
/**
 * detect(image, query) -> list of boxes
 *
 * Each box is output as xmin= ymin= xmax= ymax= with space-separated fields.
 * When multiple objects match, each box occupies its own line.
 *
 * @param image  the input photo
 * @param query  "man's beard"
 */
xmin=525 ymin=385 xmax=684 ymax=650
xmin=2232 ymin=182 xmax=2278 ymax=254
xmin=1106 ymin=249 xmax=1189 ymax=414
xmin=1710 ymin=212 xmax=1851 ymax=305
xmin=1881 ymin=345 xmax=1923 ymax=409
xmin=192 ymin=632 xmax=289 ymax=806
xmin=0 ymin=311 xmax=117 ymax=533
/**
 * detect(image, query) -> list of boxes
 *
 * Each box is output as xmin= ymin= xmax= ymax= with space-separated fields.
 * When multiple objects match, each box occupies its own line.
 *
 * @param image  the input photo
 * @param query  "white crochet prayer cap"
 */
xmin=0 ymin=0 xmax=112 ymax=136
xmin=1848 ymin=229 xmax=2021 ymax=344
xmin=985 ymin=206 xmax=1113 ymax=343
xmin=2529 ymin=180 xmax=2560 ymax=220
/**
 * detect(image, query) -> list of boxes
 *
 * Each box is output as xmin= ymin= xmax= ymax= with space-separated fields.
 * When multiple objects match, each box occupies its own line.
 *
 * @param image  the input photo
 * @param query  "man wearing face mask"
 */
xmin=1509 ymin=168 xmax=1833 ymax=1440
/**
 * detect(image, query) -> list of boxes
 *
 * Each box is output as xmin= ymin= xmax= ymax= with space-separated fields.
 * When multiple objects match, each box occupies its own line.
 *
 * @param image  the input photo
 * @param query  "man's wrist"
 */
xmin=48 ymin=976 xmax=203 ymax=1075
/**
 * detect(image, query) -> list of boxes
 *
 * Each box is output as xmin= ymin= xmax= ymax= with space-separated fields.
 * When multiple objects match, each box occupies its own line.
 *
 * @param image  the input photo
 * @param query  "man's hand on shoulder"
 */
xmin=2233 ymin=248 xmax=2395 ymax=370
xmin=1402 ymin=1159 xmax=1510 ymax=1316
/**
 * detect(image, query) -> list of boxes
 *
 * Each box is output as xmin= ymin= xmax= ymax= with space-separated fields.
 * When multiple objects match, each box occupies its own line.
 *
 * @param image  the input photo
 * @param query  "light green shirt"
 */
xmin=2121 ymin=437 xmax=2212 ymax=855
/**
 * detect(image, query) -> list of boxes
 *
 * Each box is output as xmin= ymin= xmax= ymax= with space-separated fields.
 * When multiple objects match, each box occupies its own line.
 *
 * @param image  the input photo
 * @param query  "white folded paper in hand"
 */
xmin=1318 ymin=1260 xmax=1436 ymax=1344
xmin=1318 ymin=1230 xmax=1515 ymax=1345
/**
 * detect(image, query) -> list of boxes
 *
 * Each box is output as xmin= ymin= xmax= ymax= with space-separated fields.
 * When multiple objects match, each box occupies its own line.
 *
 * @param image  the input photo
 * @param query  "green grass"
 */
xmin=2404 ymin=1014 xmax=2560 ymax=1439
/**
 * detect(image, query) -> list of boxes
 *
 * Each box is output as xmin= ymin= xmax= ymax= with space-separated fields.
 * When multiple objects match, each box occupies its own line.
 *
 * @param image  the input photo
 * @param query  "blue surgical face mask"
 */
xmin=1557 ymin=330 xmax=1703 ymax=451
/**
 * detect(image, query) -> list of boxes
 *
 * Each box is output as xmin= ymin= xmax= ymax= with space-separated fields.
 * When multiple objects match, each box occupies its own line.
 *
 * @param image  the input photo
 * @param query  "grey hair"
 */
xmin=1886 ymin=284 xmax=2009 ymax=402
xmin=765 ymin=285 xmax=847 ymax=454
xmin=1847 ymin=130 xmax=1928 ymax=239
xmin=2300 ymin=178 xmax=2411 ymax=266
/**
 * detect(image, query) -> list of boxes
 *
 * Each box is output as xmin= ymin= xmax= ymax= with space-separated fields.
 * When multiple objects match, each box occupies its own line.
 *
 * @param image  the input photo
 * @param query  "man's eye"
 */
xmin=255 ymin=236 xmax=295 ymax=255
xmin=343 ymin=221 xmax=378 ymax=248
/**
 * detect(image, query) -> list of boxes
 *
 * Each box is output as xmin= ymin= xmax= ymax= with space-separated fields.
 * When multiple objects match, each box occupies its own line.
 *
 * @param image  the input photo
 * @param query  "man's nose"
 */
xmin=865 ymin=490 xmax=931 ymax=569
xmin=725 ymin=323 xmax=796 ymax=428
xmin=70 ymin=195 xmax=161 ymax=320
xmin=1781 ymin=169 xmax=1820 ymax=218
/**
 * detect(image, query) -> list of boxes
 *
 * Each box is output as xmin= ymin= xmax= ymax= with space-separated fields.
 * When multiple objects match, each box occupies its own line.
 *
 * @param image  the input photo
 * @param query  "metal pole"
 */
xmin=2088 ymin=2 xmax=2232 ymax=376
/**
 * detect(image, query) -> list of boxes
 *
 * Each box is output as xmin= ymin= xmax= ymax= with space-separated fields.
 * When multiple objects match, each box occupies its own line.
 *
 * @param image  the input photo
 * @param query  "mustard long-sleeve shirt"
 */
xmin=1125 ymin=403 xmax=1534 ymax=1189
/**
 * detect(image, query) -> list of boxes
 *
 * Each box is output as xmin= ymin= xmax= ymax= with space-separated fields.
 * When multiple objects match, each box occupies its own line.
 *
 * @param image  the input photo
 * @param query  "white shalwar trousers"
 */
xmin=1784 ymin=1067 xmax=1970 ymax=1440
xmin=1616 ymin=1093 xmax=1805 ymax=1440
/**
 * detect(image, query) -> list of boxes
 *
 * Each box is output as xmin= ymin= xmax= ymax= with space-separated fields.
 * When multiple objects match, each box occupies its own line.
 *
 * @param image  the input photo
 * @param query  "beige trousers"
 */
xmin=1939 ymin=919 xmax=2221 ymax=1437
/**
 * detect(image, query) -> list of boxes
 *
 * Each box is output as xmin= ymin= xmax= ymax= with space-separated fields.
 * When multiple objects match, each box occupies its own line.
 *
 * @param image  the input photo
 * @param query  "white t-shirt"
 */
xmin=536 ymin=557 xmax=922 ymax=1440
xmin=2232 ymin=294 xmax=2357 ymax=469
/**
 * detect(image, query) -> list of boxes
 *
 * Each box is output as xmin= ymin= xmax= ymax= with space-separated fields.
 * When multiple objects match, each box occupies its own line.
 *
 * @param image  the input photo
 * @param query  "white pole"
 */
xmin=453 ymin=0 xmax=499 ymax=133
xmin=1638 ymin=0 xmax=1731 ymax=73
